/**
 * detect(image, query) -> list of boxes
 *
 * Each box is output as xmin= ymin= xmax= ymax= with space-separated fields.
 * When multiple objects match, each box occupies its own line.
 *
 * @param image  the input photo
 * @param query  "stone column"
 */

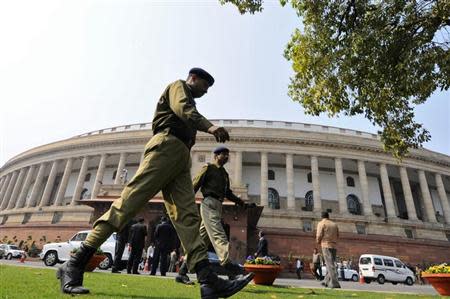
xmin=39 ymin=160 xmax=60 ymax=207
xmin=54 ymin=158 xmax=74 ymax=206
xmin=379 ymin=163 xmax=396 ymax=218
xmin=0 ymin=177 xmax=5 ymax=196
xmin=358 ymin=160 xmax=372 ymax=216
xmin=311 ymin=156 xmax=322 ymax=212
xmin=27 ymin=163 xmax=47 ymax=208
xmin=335 ymin=158 xmax=347 ymax=214
xmin=7 ymin=168 xmax=27 ymax=209
xmin=260 ymin=152 xmax=268 ymax=207
xmin=1 ymin=171 xmax=19 ymax=210
xmin=71 ymin=156 xmax=89 ymax=205
xmin=0 ymin=174 xmax=13 ymax=210
xmin=435 ymin=173 xmax=450 ymax=224
xmin=114 ymin=153 xmax=127 ymax=184
xmin=286 ymin=154 xmax=295 ymax=209
xmin=399 ymin=166 xmax=418 ymax=221
xmin=91 ymin=154 xmax=107 ymax=199
xmin=234 ymin=151 xmax=243 ymax=187
xmin=418 ymin=170 xmax=437 ymax=223
xmin=15 ymin=165 xmax=37 ymax=209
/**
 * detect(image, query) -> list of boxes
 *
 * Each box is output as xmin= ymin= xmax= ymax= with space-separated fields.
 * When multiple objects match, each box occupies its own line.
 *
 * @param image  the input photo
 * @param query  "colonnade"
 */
xmin=0 ymin=150 xmax=449 ymax=226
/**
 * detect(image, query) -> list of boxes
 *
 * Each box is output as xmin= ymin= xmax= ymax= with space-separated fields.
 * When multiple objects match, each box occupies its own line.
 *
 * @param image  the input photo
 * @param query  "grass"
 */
xmin=0 ymin=264 xmax=438 ymax=299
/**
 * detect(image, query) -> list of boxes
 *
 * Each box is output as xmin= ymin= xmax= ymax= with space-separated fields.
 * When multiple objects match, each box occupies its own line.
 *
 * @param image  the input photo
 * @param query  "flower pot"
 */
xmin=85 ymin=254 xmax=106 ymax=272
xmin=422 ymin=273 xmax=450 ymax=296
xmin=244 ymin=264 xmax=283 ymax=285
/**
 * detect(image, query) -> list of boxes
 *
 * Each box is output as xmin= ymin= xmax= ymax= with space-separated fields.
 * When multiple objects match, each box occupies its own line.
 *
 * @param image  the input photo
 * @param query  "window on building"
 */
xmin=198 ymin=155 xmax=206 ymax=163
xmin=355 ymin=223 xmax=366 ymax=234
xmin=304 ymin=190 xmax=314 ymax=211
xmin=268 ymin=170 xmax=275 ymax=180
xmin=268 ymin=188 xmax=280 ymax=209
xmin=303 ymin=220 xmax=312 ymax=232
xmin=404 ymin=228 xmax=414 ymax=239
xmin=347 ymin=194 xmax=362 ymax=215
xmin=112 ymin=170 xmax=117 ymax=180
xmin=84 ymin=173 xmax=91 ymax=182
xmin=346 ymin=176 xmax=355 ymax=187
xmin=307 ymin=172 xmax=312 ymax=183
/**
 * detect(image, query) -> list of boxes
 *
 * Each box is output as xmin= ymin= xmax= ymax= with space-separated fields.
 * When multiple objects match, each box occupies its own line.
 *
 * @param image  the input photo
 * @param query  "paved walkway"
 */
xmin=1 ymin=259 xmax=438 ymax=296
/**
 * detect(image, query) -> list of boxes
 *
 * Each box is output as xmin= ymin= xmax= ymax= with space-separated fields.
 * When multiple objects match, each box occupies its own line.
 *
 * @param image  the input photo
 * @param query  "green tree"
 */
xmin=220 ymin=0 xmax=450 ymax=158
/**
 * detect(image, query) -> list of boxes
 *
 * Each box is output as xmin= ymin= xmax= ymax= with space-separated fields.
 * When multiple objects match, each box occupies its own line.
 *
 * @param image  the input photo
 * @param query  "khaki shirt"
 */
xmin=316 ymin=218 xmax=339 ymax=248
xmin=152 ymin=80 xmax=213 ymax=148
xmin=193 ymin=163 xmax=243 ymax=205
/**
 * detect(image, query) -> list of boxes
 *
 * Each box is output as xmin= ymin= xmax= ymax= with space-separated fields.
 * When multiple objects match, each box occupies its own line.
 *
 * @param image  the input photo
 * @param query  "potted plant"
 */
xmin=70 ymin=247 xmax=105 ymax=272
xmin=244 ymin=256 xmax=283 ymax=285
xmin=421 ymin=263 xmax=450 ymax=296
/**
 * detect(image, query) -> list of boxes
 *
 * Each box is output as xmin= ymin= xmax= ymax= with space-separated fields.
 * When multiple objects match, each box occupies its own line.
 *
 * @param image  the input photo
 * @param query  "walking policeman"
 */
xmin=176 ymin=146 xmax=250 ymax=285
xmin=56 ymin=68 xmax=254 ymax=298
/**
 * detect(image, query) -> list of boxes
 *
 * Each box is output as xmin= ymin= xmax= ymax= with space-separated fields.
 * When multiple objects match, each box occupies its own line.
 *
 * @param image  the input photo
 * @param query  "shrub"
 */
xmin=423 ymin=263 xmax=450 ymax=274
xmin=245 ymin=255 xmax=281 ymax=265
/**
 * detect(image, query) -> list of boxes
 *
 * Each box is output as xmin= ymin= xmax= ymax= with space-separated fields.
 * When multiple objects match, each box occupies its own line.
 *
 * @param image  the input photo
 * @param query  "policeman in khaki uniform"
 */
xmin=56 ymin=68 xmax=254 ymax=299
xmin=176 ymin=146 xmax=251 ymax=285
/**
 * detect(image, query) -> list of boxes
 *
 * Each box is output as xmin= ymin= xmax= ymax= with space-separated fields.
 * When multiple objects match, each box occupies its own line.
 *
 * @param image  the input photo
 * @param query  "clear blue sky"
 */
xmin=0 ymin=1 xmax=448 ymax=166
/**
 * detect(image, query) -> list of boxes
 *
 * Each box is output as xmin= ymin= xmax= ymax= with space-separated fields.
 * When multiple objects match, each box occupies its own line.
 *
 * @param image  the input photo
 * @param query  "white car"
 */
xmin=359 ymin=254 xmax=415 ymax=285
xmin=0 ymin=244 xmax=26 ymax=260
xmin=321 ymin=264 xmax=359 ymax=282
xmin=39 ymin=230 xmax=129 ymax=270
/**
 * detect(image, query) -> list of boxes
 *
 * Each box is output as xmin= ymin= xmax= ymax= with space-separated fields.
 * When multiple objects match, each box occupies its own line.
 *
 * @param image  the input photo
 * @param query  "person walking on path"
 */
xmin=175 ymin=146 xmax=252 ymax=285
xmin=316 ymin=212 xmax=341 ymax=289
xmin=312 ymin=248 xmax=323 ymax=280
xmin=296 ymin=258 xmax=304 ymax=279
xmin=111 ymin=219 xmax=135 ymax=273
xmin=56 ymin=67 xmax=254 ymax=298
xmin=150 ymin=216 xmax=176 ymax=276
xmin=254 ymin=230 xmax=268 ymax=257
xmin=127 ymin=218 xmax=147 ymax=274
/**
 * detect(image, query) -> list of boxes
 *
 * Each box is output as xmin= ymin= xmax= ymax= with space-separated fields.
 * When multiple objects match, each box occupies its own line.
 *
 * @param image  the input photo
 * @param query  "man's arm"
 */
xmin=192 ymin=164 xmax=209 ymax=194
xmin=168 ymin=81 xmax=213 ymax=132
xmin=316 ymin=222 xmax=323 ymax=245
xmin=225 ymin=172 xmax=244 ymax=206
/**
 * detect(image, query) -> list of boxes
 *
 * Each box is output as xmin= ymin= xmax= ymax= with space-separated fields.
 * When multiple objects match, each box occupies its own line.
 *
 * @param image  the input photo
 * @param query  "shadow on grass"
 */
xmin=242 ymin=285 xmax=339 ymax=297
xmin=93 ymin=291 xmax=192 ymax=299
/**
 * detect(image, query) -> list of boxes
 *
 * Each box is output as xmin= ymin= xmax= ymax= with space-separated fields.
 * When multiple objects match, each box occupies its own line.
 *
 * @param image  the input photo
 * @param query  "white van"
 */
xmin=359 ymin=254 xmax=415 ymax=285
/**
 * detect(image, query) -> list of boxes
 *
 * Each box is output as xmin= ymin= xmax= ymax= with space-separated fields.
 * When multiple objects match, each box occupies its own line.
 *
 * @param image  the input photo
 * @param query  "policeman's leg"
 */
xmin=57 ymin=133 xmax=183 ymax=294
xmin=162 ymin=168 xmax=254 ymax=299
xmin=200 ymin=199 xmax=230 ymax=266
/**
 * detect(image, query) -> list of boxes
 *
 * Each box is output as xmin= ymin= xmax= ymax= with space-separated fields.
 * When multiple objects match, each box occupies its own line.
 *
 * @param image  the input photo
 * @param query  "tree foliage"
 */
xmin=221 ymin=0 xmax=450 ymax=158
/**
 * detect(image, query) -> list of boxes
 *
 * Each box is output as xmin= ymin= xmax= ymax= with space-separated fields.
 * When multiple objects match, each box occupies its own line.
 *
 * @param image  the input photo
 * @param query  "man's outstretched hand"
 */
xmin=207 ymin=126 xmax=230 ymax=143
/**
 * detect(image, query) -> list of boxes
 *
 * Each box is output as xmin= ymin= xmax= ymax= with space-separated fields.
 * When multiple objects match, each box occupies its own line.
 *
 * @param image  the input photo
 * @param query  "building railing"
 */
xmin=75 ymin=119 xmax=379 ymax=139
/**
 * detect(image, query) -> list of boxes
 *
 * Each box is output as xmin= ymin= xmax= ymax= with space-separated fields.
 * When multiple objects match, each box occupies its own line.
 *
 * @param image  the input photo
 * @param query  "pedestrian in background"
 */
xmin=150 ymin=216 xmax=176 ymax=276
xmin=316 ymin=212 xmax=340 ymax=289
xmin=111 ymin=219 xmax=135 ymax=273
xmin=254 ymin=231 xmax=268 ymax=257
xmin=312 ymin=248 xmax=323 ymax=280
xmin=127 ymin=218 xmax=147 ymax=274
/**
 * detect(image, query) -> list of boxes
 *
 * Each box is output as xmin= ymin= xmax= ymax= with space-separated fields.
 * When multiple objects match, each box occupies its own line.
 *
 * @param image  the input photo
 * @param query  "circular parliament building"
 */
xmin=1 ymin=119 xmax=449 ymax=265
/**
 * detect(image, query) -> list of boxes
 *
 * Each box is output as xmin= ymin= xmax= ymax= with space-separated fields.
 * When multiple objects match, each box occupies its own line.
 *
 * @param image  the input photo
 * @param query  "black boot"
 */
xmin=196 ymin=260 xmax=254 ymax=299
xmin=223 ymin=262 xmax=246 ymax=280
xmin=175 ymin=262 xmax=194 ymax=285
xmin=56 ymin=243 xmax=96 ymax=294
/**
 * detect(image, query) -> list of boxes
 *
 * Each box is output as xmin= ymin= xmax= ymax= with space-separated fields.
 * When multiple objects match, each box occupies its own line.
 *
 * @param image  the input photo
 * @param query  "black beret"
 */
xmin=189 ymin=67 xmax=215 ymax=86
xmin=213 ymin=146 xmax=229 ymax=154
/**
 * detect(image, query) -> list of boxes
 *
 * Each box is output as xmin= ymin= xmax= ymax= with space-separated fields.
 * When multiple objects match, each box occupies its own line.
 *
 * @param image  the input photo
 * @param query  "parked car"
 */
xmin=39 ymin=230 xmax=129 ymax=270
xmin=359 ymin=254 xmax=415 ymax=285
xmin=0 ymin=244 xmax=26 ymax=260
xmin=321 ymin=263 xmax=359 ymax=281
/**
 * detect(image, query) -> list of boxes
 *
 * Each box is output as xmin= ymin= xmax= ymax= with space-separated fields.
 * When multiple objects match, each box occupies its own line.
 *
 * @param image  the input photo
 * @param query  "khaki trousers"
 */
xmin=322 ymin=247 xmax=340 ymax=288
xmin=85 ymin=131 xmax=207 ymax=271
xmin=199 ymin=196 xmax=230 ymax=265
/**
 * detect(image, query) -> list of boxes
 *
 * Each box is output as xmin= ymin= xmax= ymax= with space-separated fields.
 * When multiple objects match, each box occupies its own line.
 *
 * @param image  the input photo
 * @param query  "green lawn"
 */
xmin=0 ymin=264 xmax=438 ymax=299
